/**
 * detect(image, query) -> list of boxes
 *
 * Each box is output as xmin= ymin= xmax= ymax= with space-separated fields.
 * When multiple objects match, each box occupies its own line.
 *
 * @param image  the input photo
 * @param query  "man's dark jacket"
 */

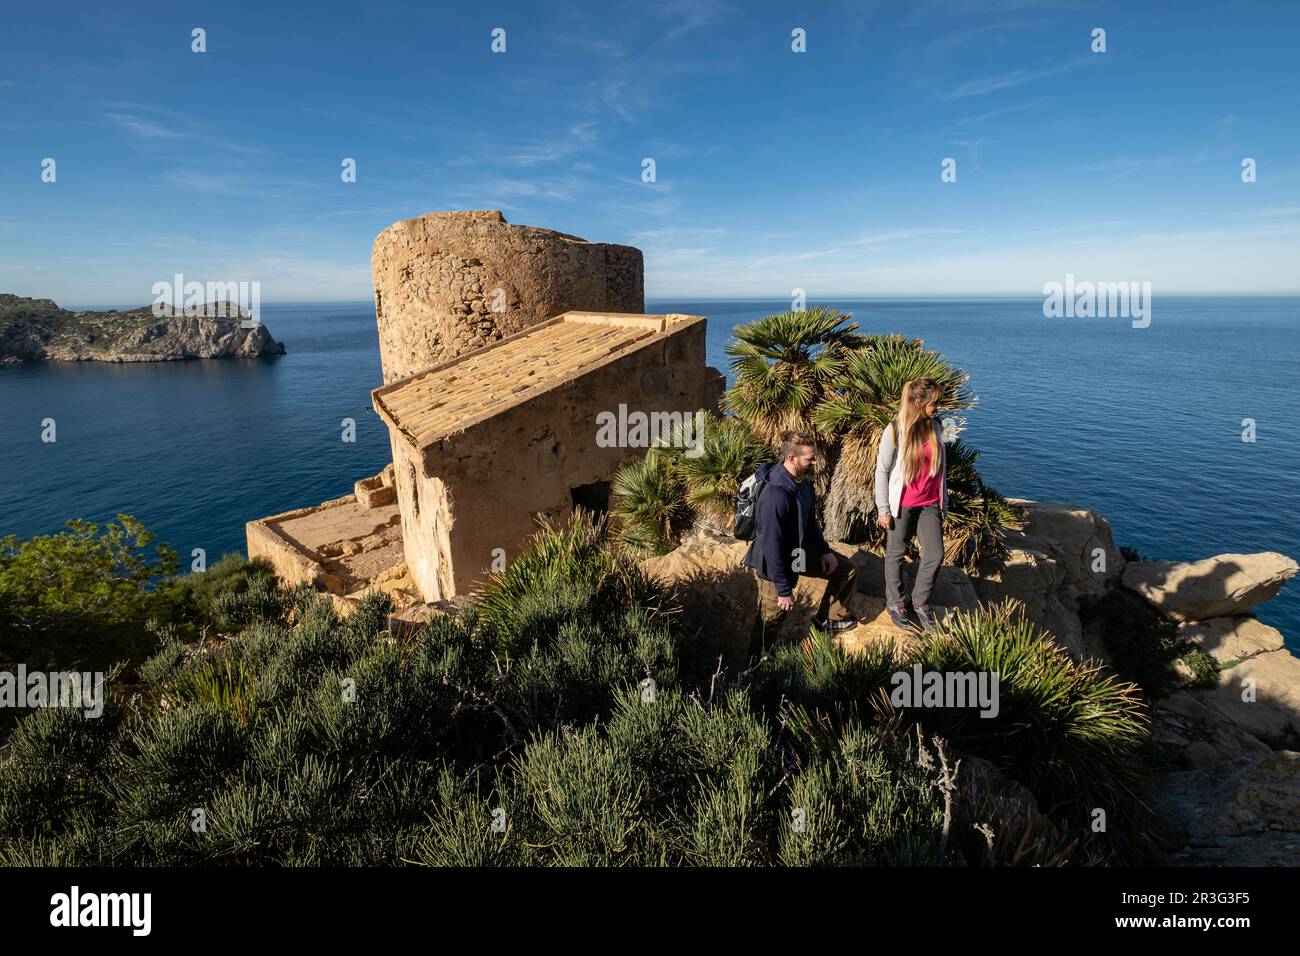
xmin=741 ymin=463 xmax=832 ymax=598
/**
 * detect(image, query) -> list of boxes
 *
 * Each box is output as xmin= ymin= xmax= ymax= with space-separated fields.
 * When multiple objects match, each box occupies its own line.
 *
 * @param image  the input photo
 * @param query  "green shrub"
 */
xmin=0 ymin=516 xmax=176 ymax=675
xmin=905 ymin=601 xmax=1156 ymax=861
xmin=777 ymin=724 xmax=949 ymax=866
xmin=0 ymin=517 xmax=1162 ymax=867
xmin=151 ymin=553 xmax=281 ymax=638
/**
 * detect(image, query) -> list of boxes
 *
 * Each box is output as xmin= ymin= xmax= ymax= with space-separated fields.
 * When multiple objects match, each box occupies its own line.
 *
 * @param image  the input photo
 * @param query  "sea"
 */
xmin=2 ymin=297 xmax=1297 ymax=648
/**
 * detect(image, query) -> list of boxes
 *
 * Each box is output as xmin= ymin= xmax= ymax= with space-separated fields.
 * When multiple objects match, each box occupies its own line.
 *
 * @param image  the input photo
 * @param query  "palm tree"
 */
xmin=674 ymin=416 xmax=767 ymax=532
xmin=723 ymin=305 xmax=866 ymax=449
xmin=610 ymin=449 xmax=691 ymax=556
xmin=815 ymin=336 xmax=973 ymax=541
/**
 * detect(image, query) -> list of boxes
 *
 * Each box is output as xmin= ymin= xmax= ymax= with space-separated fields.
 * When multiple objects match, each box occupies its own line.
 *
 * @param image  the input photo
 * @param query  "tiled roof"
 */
xmin=372 ymin=312 xmax=700 ymax=447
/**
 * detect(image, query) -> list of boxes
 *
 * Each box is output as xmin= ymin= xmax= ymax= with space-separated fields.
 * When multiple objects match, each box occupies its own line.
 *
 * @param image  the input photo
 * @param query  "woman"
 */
xmin=873 ymin=378 xmax=949 ymax=629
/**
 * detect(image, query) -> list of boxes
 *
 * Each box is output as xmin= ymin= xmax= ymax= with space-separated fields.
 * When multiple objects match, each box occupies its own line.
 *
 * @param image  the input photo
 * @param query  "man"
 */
xmin=743 ymin=430 xmax=859 ymax=656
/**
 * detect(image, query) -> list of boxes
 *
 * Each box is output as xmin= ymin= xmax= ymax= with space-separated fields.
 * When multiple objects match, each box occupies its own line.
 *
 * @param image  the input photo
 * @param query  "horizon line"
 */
xmin=44 ymin=291 xmax=1300 ymax=311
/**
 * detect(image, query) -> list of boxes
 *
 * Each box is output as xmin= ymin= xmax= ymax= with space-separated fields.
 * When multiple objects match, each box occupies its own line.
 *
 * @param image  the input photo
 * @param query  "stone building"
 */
xmin=247 ymin=211 xmax=722 ymax=609
xmin=373 ymin=310 xmax=721 ymax=601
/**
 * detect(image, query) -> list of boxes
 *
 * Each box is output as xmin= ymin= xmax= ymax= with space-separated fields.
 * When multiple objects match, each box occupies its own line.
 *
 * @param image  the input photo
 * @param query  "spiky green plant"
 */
xmin=655 ymin=415 xmax=768 ymax=531
xmin=903 ymin=600 xmax=1155 ymax=860
xmin=723 ymin=305 xmax=866 ymax=448
xmin=163 ymin=654 xmax=257 ymax=721
xmin=609 ymin=450 xmax=691 ymax=555
xmin=474 ymin=510 xmax=668 ymax=652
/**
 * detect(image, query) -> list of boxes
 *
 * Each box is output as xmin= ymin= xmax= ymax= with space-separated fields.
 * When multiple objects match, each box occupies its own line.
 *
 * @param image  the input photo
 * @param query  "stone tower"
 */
xmin=370 ymin=210 xmax=644 ymax=383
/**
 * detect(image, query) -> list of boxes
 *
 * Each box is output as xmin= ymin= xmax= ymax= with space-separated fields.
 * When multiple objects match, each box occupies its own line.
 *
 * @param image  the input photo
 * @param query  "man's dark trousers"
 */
xmin=749 ymin=552 xmax=857 ymax=657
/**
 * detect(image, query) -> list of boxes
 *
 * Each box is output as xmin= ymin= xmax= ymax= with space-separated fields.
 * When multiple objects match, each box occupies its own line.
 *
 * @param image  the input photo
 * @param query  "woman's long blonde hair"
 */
xmin=896 ymin=378 xmax=943 ymax=485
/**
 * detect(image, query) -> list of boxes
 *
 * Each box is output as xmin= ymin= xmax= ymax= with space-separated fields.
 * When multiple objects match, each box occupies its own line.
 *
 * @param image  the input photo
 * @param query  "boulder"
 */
xmin=1122 ymin=552 xmax=1298 ymax=622
xmin=971 ymin=534 xmax=1094 ymax=659
xmin=1010 ymin=499 xmax=1125 ymax=598
xmin=1155 ymin=690 xmax=1272 ymax=768
xmin=972 ymin=532 xmax=1066 ymax=613
xmin=639 ymin=530 xmax=754 ymax=670
xmin=1038 ymin=594 xmax=1088 ymax=661
xmin=1187 ymin=649 xmax=1300 ymax=746
xmin=1178 ymin=616 xmax=1285 ymax=666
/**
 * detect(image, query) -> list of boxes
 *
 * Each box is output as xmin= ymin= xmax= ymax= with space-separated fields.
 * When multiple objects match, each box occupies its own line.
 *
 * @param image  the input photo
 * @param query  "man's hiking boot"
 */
xmin=812 ymin=614 xmax=858 ymax=633
xmin=914 ymin=604 xmax=935 ymax=629
xmin=886 ymin=604 xmax=910 ymax=629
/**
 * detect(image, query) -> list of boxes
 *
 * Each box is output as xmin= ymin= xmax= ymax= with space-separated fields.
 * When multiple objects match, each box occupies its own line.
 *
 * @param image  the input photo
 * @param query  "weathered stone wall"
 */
xmin=398 ymin=318 xmax=716 ymax=600
xmin=370 ymin=210 xmax=645 ymax=383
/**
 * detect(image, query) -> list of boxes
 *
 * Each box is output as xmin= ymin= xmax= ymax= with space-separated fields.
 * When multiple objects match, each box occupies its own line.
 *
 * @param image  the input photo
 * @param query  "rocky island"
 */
xmin=0 ymin=293 xmax=286 ymax=363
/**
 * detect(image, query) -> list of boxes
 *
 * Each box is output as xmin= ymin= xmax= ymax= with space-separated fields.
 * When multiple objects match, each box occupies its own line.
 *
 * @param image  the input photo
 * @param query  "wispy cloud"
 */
xmin=104 ymin=111 xmax=188 ymax=140
xmin=849 ymin=228 xmax=965 ymax=246
xmin=954 ymin=98 xmax=1048 ymax=128
xmin=102 ymin=103 xmax=268 ymax=155
xmin=630 ymin=226 xmax=730 ymax=243
xmin=943 ymin=59 xmax=1088 ymax=99
xmin=503 ymin=120 xmax=602 ymax=167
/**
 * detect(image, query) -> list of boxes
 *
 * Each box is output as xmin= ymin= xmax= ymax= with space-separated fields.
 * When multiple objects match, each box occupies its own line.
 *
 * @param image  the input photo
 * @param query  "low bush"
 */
xmin=0 ymin=517 xmax=1158 ymax=866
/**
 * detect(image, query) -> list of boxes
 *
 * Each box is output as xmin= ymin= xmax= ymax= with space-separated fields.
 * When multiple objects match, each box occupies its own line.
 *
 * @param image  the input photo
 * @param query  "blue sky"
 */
xmin=2 ymin=0 xmax=1298 ymax=304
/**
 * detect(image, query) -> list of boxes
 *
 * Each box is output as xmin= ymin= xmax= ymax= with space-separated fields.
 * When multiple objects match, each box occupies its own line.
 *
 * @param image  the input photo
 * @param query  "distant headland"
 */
xmin=0 ymin=293 xmax=286 ymax=364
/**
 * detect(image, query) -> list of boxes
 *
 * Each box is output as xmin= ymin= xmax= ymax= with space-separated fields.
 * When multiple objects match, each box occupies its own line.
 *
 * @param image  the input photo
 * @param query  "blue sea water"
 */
xmin=1 ymin=297 xmax=1297 ymax=648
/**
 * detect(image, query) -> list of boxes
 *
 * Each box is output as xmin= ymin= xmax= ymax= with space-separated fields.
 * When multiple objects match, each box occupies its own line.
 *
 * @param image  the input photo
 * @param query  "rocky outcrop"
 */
xmin=639 ymin=529 xmax=927 ymax=670
xmin=970 ymin=500 xmax=1127 ymax=661
xmin=1185 ymin=649 xmax=1300 ymax=746
xmin=0 ymin=294 xmax=286 ymax=363
xmin=1123 ymin=552 xmax=1299 ymax=622
xmin=640 ymin=498 xmax=1300 ymax=865
xmin=1151 ymin=751 xmax=1300 ymax=865
xmin=370 ymin=210 xmax=644 ymax=383
xmin=1179 ymin=616 xmax=1285 ymax=666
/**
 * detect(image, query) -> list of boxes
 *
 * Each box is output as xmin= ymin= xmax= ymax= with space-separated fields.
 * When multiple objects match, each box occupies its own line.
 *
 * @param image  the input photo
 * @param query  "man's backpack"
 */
xmin=734 ymin=462 xmax=777 ymax=541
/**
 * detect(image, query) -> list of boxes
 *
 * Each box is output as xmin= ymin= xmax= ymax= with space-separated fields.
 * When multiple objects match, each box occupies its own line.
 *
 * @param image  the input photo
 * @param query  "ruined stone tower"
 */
xmin=248 ymin=211 xmax=721 ymax=610
xmin=370 ymin=210 xmax=645 ymax=383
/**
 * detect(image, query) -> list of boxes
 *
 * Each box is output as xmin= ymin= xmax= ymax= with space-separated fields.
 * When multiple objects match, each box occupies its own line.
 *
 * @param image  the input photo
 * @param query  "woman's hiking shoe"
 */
xmin=886 ymin=604 xmax=910 ymax=628
xmin=914 ymin=604 xmax=935 ymax=629
xmin=812 ymin=614 xmax=858 ymax=633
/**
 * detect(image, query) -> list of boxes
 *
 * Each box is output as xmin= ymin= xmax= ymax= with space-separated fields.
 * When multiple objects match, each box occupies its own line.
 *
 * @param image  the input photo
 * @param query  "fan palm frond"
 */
xmin=609 ymin=450 xmax=692 ymax=556
xmin=723 ymin=305 xmax=861 ymax=446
